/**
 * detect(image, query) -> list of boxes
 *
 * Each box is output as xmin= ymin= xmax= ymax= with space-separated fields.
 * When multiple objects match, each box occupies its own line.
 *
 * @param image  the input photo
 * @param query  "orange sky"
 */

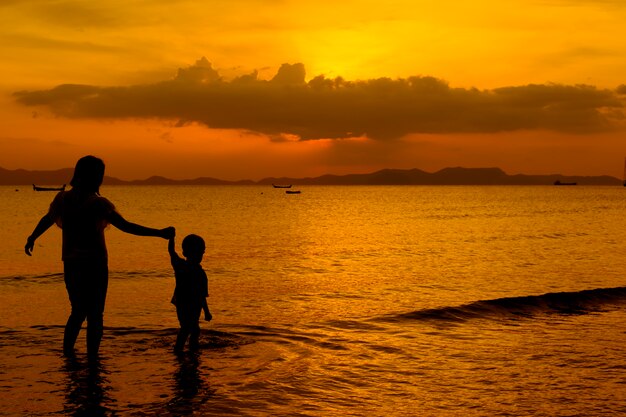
xmin=1 ymin=0 xmax=625 ymax=180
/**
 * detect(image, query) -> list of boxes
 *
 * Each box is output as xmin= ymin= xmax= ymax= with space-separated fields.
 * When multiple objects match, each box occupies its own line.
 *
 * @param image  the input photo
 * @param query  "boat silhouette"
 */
xmin=33 ymin=184 xmax=66 ymax=192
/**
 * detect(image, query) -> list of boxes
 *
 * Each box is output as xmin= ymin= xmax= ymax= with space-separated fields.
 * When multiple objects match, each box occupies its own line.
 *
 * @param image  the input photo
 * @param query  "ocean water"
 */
xmin=2 ymin=185 xmax=626 ymax=416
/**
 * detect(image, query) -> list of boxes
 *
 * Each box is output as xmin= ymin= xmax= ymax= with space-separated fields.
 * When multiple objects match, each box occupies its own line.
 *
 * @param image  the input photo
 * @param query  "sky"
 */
xmin=1 ymin=0 xmax=625 ymax=181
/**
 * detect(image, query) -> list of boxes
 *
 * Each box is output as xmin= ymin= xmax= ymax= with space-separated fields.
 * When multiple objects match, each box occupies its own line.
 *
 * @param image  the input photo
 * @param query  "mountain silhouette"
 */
xmin=1 ymin=166 xmax=620 ymax=186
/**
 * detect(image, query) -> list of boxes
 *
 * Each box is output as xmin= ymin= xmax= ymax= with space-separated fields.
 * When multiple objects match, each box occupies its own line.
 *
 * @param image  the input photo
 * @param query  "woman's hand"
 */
xmin=25 ymin=236 xmax=35 ymax=256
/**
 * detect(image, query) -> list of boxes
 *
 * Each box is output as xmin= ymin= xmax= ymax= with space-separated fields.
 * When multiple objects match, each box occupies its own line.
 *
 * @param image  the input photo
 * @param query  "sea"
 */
xmin=1 ymin=185 xmax=626 ymax=416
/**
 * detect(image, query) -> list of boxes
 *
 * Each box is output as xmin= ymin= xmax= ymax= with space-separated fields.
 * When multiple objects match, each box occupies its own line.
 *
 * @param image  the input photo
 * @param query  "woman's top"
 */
xmin=48 ymin=190 xmax=116 ymax=262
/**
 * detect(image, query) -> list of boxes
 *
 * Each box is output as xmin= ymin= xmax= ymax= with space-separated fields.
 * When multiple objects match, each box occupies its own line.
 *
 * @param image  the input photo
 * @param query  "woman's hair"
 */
xmin=70 ymin=155 xmax=105 ymax=194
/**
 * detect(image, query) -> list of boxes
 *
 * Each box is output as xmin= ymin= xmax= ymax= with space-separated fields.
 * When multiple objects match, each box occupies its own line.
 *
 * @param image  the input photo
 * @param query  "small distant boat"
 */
xmin=623 ymin=157 xmax=626 ymax=187
xmin=553 ymin=180 xmax=576 ymax=186
xmin=273 ymin=184 xmax=292 ymax=188
xmin=33 ymin=184 xmax=66 ymax=192
xmin=286 ymin=190 xmax=301 ymax=194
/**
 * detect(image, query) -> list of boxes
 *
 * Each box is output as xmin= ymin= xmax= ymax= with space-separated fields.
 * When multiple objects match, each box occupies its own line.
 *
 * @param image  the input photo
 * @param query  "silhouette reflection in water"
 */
xmin=63 ymin=356 xmax=114 ymax=416
xmin=167 ymin=352 xmax=213 ymax=415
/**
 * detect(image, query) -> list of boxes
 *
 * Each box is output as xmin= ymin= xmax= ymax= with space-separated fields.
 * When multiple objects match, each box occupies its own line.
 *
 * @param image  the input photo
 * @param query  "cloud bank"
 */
xmin=14 ymin=58 xmax=625 ymax=140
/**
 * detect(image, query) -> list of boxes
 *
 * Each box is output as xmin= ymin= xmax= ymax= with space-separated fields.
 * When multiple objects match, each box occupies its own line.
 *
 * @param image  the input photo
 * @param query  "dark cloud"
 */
xmin=271 ymin=63 xmax=306 ymax=85
xmin=175 ymin=57 xmax=221 ymax=84
xmin=13 ymin=58 xmax=625 ymax=140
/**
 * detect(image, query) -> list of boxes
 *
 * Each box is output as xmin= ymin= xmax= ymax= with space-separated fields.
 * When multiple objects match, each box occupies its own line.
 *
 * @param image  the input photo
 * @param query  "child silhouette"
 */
xmin=168 ymin=232 xmax=211 ymax=354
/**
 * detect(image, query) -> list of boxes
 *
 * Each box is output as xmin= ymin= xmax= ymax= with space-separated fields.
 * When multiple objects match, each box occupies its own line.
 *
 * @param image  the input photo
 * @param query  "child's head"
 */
xmin=70 ymin=155 xmax=105 ymax=194
xmin=182 ymin=234 xmax=205 ymax=263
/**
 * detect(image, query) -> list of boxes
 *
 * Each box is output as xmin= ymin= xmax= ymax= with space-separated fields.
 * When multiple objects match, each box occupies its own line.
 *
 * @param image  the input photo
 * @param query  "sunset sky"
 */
xmin=1 ymin=0 xmax=625 ymax=180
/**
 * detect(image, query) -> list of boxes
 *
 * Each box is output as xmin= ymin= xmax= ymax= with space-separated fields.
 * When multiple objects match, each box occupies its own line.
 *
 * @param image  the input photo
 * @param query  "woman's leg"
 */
xmin=189 ymin=322 xmax=201 ymax=351
xmin=63 ymin=311 xmax=86 ymax=355
xmin=63 ymin=261 xmax=86 ymax=355
xmin=86 ymin=264 xmax=108 ymax=358
xmin=64 ymin=260 xmax=109 ymax=357
xmin=175 ymin=327 xmax=190 ymax=353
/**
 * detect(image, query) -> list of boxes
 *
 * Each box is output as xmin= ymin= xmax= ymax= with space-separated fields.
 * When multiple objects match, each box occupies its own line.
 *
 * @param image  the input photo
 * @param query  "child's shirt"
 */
xmin=170 ymin=254 xmax=208 ymax=309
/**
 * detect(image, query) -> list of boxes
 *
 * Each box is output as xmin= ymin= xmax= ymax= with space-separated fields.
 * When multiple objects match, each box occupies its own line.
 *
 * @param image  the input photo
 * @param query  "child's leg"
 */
xmin=176 ymin=306 xmax=193 ymax=352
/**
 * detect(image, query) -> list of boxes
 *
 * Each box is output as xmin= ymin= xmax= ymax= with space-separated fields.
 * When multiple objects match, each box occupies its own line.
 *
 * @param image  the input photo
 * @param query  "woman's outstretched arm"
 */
xmin=109 ymin=211 xmax=174 ymax=239
xmin=25 ymin=214 xmax=54 ymax=256
xmin=168 ymin=234 xmax=177 ymax=257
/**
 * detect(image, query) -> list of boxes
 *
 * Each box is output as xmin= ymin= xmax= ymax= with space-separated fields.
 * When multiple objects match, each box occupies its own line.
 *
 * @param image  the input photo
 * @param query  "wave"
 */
xmin=378 ymin=286 xmax=626 ymax=324
xmin=0 ymin=272 xmax=64 ymax=285
xmin=0 ymin=270 xmax=169 ymax=284
xmin=0 ymin=324 xmax=254 ymax=351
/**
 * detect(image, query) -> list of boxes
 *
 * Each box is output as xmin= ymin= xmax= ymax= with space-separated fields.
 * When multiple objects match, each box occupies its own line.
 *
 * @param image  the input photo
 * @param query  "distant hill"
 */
xmin=0 ymin=167 xmax=253 ymax=186
xmin=0 ymin=166 xmax=621 ymax=186
xmin=256 ymin=167 xmax=621 ymax=186
xmin=116 ymin=175 xmax=255 ymax=186
xmin=0 ymin=166 xmax=74 ymax=186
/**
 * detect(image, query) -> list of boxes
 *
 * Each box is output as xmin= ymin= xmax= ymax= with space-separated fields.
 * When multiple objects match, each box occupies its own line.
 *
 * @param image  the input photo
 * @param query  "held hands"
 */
xmin=162 ymin=226 xmax=175 ymax=240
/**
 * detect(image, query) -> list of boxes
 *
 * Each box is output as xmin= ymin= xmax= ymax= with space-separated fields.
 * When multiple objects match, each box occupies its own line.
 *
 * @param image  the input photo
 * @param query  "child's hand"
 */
xmin=204 ymin=311 xmax=212 ymax=322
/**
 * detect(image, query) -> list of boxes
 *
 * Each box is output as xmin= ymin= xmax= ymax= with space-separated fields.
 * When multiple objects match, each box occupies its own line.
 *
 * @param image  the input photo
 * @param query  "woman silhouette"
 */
xmin=25 ymin=155 xmax=174 ymax=359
